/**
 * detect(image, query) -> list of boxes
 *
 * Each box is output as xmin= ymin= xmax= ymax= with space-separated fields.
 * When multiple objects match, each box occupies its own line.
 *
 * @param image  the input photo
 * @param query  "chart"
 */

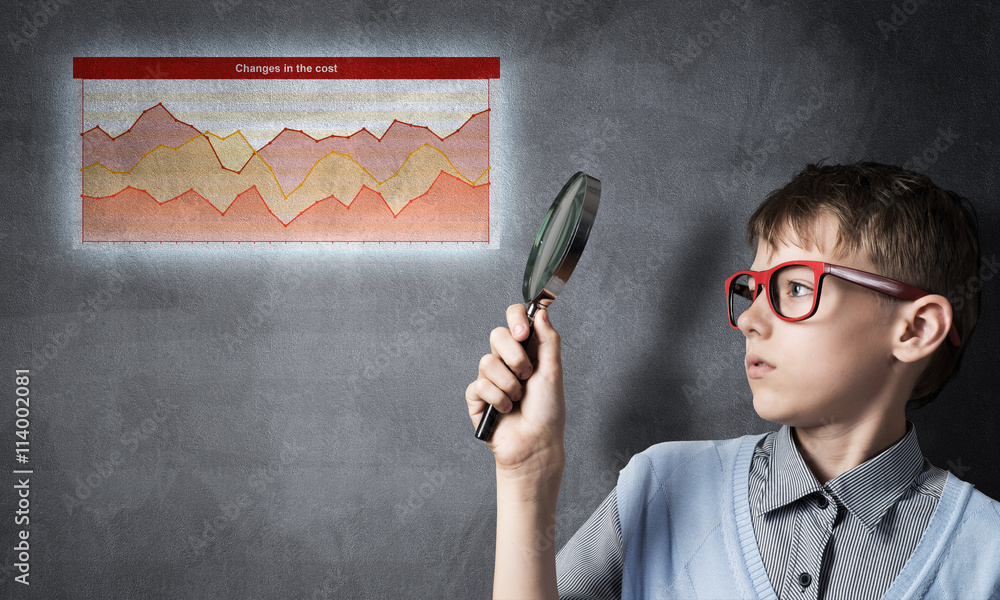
xmin=74 ymin=57 xmax=500 ymax=243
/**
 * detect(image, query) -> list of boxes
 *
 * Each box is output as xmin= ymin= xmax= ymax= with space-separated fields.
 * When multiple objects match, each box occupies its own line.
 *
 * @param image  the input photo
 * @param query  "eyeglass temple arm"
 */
xmin=825 ymin=264 xmax=962 ymax=346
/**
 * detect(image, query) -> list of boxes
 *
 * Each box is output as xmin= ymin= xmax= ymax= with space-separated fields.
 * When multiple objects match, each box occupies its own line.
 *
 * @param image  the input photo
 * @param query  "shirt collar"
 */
xmin=755 ymin=421 xmax=926 ymax=532
xmin=754 ymin=424 xmax=824 ymax=517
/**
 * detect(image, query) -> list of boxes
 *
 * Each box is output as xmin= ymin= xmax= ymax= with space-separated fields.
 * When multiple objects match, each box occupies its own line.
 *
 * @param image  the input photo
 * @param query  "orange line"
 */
xmin=84 ymin=171 xmax=489 ymax=226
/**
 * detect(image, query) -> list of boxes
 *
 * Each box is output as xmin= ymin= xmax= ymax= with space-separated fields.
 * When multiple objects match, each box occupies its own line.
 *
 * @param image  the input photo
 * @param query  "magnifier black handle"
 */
xmin=474 ymin=304 xmax=539 ymax=442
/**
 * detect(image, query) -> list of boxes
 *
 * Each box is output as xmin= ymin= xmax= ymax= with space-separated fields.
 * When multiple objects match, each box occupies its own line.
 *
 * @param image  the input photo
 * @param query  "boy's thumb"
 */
xmin=532 ymin=308 xmax=561 ymax=364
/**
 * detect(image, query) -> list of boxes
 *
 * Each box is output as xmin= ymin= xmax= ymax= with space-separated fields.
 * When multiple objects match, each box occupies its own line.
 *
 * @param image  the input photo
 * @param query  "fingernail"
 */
xmin=503 ymin=400 xmax=513 ymax=413
xmin=514 ymin=324 xmax=526 ymax=337
xmin=520 ymin=368 xmax=532 ymax=380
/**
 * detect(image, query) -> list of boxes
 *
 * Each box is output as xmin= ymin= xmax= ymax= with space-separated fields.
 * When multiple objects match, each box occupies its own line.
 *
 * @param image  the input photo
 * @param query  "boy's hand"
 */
xmin=466 ymin=303 xmax=566 ymax=480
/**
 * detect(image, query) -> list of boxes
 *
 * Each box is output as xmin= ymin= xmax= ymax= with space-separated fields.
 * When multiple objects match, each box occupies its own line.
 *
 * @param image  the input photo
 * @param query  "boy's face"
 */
xmin=738 ymin=214 xmax=901 ymax=427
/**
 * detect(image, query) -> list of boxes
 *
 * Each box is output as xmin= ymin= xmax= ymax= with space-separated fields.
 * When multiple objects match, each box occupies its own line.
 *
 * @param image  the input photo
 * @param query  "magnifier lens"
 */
xmin=523 ymin=176 xmax=586 ymax=303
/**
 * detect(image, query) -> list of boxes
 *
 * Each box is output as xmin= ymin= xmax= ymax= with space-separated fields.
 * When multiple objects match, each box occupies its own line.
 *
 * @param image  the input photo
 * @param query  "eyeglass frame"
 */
xmin=725 ymin=260 xmax=962 ymax=347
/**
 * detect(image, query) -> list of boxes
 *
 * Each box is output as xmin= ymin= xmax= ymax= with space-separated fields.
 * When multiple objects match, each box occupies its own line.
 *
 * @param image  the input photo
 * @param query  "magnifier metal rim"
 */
xmin=522 ymin=172 xmax=601 ymax=306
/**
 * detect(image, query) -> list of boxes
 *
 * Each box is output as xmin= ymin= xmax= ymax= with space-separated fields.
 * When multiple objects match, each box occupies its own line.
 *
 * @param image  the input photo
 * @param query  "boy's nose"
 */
xmin=737 ymin=290 xmax=772 ymax=338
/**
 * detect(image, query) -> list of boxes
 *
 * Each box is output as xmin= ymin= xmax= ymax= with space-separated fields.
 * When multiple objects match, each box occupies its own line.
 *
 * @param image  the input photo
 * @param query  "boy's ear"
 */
xmin=892 ymin=295 xmax=953 ymax=363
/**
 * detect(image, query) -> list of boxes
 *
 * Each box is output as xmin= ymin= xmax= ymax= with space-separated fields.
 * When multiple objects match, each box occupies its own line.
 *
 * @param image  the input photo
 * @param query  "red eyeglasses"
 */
xmin=725 ymin=260 xmax=961 ymax=346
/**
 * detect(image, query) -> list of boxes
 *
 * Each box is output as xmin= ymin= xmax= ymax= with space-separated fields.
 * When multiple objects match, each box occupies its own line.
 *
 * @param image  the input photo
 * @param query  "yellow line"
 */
xmin=84 ymin=133 xmax=489 ymax=200
xmin=83 ymin=133 xmax=207 ymax=172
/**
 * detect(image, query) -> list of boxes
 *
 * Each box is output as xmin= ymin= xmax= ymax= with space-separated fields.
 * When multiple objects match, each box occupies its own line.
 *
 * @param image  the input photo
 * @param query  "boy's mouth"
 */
xmin=746 ymin=354 xmax=775 ymax=378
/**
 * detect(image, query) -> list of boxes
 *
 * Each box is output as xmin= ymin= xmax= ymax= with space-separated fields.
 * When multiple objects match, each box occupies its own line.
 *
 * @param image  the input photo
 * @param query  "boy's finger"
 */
xmin=506 ymin=303 xmax=531 ymax=342
xmin=489 ymin=326 xmax=532 ymax=380
xmin=465 ymin=377 xmax=514 ymax=415
xmin=532 ymin=307 xmax=561 ymax=369
xmin=478 ymin=354 xmax=524 ymax=402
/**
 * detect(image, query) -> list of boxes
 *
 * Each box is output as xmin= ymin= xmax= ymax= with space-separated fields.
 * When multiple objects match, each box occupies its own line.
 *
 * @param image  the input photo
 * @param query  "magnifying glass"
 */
xmin=475 ymin=171 xmax=601 ymax=442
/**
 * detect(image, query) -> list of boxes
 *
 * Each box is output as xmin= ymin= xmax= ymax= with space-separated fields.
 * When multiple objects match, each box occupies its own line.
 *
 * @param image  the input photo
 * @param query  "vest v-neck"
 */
xmin=729 ymin=433 xmax=973 ymax=600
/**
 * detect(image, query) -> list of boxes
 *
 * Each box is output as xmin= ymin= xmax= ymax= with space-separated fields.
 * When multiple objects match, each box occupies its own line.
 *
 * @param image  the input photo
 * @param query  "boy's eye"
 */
xmin=786 ymin=281 xmax=813 ymax=298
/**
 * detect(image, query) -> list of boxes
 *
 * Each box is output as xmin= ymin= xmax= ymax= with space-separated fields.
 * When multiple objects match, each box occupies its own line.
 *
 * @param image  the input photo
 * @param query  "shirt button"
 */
xmin=817 ymin=495 xmax=829 ymax=509
xmin=799 ymin=572 xmax=812 ymax=588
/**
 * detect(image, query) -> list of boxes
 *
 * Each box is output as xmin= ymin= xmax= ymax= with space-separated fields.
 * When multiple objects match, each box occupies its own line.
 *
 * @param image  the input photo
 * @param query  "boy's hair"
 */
xmin=746 ymin=161 xmax=981 ymax=409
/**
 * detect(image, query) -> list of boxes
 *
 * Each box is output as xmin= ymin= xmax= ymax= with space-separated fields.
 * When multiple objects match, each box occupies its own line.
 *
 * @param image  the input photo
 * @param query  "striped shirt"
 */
xmin=556 ymin=421 xmax=948 ymax=600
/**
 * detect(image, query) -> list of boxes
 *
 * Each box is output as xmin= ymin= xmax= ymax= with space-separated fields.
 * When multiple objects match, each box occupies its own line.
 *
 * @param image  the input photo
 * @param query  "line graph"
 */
xmin=75 ymin=57 xmax=499 ymax=243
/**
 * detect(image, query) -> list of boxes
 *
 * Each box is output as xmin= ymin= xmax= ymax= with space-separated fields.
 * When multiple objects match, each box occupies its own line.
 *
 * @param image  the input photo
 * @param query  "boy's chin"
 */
xmin=751 ymin=392 xmax=803 ymax=426
xmin=752 ymin=392 xmax=839 ymax=428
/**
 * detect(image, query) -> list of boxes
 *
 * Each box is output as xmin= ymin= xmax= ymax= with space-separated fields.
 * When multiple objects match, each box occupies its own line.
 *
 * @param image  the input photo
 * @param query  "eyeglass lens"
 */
xmin=729 ymin=264 xmax=817 ymax=325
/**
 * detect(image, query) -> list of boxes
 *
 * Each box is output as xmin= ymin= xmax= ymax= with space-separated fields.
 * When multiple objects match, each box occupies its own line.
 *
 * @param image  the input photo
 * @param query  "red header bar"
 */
xmin=73 ymin=57 xmax=500 ymax=80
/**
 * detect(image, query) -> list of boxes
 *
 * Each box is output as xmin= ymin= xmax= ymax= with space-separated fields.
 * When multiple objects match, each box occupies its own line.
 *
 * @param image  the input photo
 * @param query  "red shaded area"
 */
xmin=83 ymin=172 xmax=488 ymax=242
xmin=83 ymin=104 xmax=203 ymax=172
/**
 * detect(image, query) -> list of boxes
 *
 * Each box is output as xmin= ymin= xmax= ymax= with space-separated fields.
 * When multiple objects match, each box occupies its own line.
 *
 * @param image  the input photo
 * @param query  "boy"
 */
xmin=465 ymin=162 xmax=1000 ymax=599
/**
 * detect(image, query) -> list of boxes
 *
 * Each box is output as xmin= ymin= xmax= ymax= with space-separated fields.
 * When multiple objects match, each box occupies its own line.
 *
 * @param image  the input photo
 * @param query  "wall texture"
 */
xmin=0 ymin=0 xmax=997 ymax=598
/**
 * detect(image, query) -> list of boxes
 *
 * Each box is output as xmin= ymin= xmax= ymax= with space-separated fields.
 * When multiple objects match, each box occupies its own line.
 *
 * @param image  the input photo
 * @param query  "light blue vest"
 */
xmin=616 ymin=433 xmax=1000 ymax=599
